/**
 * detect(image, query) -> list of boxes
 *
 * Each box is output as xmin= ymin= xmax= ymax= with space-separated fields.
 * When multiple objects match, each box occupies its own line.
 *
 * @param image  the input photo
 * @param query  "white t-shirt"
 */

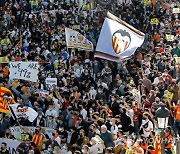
xmin=45 ymin=109 xmax=58 ymax=118
xmin=142 ymin=120 xmax=153 ymax=137
xmin=110 ymin=125 xmax=118 ymax=135
xmin=80 ymin=109 xmax=87 ymax=120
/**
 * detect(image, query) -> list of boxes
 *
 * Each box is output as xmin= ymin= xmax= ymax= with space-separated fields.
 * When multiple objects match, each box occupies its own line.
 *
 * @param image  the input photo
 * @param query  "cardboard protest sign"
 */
xmin=172 ymin=8 xmax=180 ymax=14
xmin=9 ymin=62 xmax=39 ymax=82
xmin=174 ymin=57 xmax=180 ymax=64
xmin=150 ymin=18 xmax=159 ymax=25
xmin=0 ymin=56 xmax=9 ymax=63
xmin=165 ymin=92 xmax=174 ymax=100
xmin=166 ymin=34 xmax=174 ymax=41
xmin=144 ymin=0 xmax=151 ymax=5
xmin=45 ymin=78 xmax=57 ymax=90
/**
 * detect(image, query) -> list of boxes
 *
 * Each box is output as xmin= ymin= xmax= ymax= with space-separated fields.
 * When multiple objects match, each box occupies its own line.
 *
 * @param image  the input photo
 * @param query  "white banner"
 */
xmin=10 ymin=126 xmax=54 ymax=139
xmin=45 ymin=78 xmax=57 ymax=90
xmin=9 ymin=62 xmax=39 ymax=82
xmin=9 ymin=104 xmax=38 ymax=122
xmin=65 ymin=27 xmax=93 ymax=51
xmin=95 ymin=12 xmax=145 ymax=61
xmin=0 ymin=138 xmax=21 ymax=154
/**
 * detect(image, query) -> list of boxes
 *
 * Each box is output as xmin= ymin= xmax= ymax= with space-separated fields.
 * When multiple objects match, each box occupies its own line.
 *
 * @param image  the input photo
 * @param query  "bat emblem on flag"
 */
xmin=112 ymin=29 xmax=131 ymax=54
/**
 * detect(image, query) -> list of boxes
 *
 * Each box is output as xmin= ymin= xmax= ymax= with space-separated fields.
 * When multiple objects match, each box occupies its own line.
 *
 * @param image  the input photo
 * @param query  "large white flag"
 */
xmin=9 ymin=104 xmax=38 ymax=122
xmin=9 ymin=62 xmax=39 ymax=82
xmin=65 ymin=27 xmax=93 ymax=51
xmin=95 ymin=12 xmax=145 ymax=61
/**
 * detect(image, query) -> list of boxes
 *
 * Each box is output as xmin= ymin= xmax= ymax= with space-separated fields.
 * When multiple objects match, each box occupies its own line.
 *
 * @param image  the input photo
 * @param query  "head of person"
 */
xmin=90 ymin=137 xmax=97 ymax=145
xmin=79 ymin=129 xmax=85 ymax=138
xmin=143 ymin=113 xmax=149 ymax=120
xmin=74 ymin=151 xmax=81 ymax=154
xmin=89 ymin=124 xmax=96 ymax=132
xmin=35 ymin=126 xmax=41 ymax=134
xmin=101 ymin=125 xmax=107 ymax=134
xmin=48 ymin=103 xmax=54 ymax=110
xmin=1 ymin=142 xmax=7 ymax=151
xmin=52 ymin=129 xmax=59 ymax=137
xmin=171 ymin=79 xmax=176 ymax=85
xmin=155 ymin=97 xmax=160 ymax=103
xmin=37 ymin=108 xmax=43 ymax=117
xmin=49 ymin=115 xmax=54 ymax=122
xmin=105 ymin=147 xmax=113 ymax=154
xmin=110 ymin=118 xmax=116 ymax=126
xmin=82 ymin=145 xmax=90 ymax=154
xmin=147 ymin=145 xmax=155 ymax=154
xmin=70 ymin=126 xmax=77 ymax=133
xmin=53 ymin=146 xmax=61 ymax=154
xmin=59 ymin=126 xmax=65 ymax=132
xmin=47 ymin=144 xmax=53 ymax=152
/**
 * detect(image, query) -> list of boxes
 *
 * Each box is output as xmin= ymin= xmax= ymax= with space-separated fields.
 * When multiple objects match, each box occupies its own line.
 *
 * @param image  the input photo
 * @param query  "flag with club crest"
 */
xmin=95 ymin=12 xmax=145 ymax=61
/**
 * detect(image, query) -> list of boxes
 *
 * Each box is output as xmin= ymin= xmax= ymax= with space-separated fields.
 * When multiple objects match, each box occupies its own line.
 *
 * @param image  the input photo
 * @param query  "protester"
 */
xmin=0 ymin=142 xmax=9 ymax=154
xmin=0 ymin=0 xmax=179 ymax=153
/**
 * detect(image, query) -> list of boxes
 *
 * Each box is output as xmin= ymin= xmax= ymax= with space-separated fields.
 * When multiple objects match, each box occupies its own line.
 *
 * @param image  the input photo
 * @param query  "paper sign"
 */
xmin=0 ymin=138 xmax=21 ymax=154
xmin=165 ymin=92 xmax=174 ymax=100
xmin=174 ymin=57 xmax=180 ymax=64
xmin=10 ymin=126 xmax=54 ymax=140
xmin=144 ymin=0 xmax=151 ymax=5
xmin=150 ymin=18 xmax=159 ymax=25
xmin=73 ymin=25 xmax=80 ymax=30
xmin=39 ymin=90 xmax=49 ymax=97
xmin=172 ymin=8 xmax=180 ymax=14
xmin=166 ymin=34 xmax=174 ymax=41
xmin=9 ymin=62 xmax=39 ymax=82
xmin=45 ymin=78 xmax=57 ymax=90
xmin=0 ymin=56 xmax=9 ymax=63
xmin=132 ymin=89 xmax=140 ymax=95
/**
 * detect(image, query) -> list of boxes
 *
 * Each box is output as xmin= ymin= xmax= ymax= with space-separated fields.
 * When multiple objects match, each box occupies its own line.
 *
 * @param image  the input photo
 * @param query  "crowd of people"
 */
xmin=0 ymin=0 xmax=180 ymax=154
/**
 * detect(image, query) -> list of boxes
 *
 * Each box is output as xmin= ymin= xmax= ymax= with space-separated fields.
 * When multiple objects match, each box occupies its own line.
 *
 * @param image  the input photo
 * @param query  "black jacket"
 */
xmin=0 ymin=119 xmax=9 ymax=137
xmin=33 ymin=116 xmax=46 ymax=127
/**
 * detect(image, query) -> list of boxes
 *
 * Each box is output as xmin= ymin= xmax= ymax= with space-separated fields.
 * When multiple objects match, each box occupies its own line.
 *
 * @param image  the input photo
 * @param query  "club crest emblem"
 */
xmin=112 ymin=29 xmax=131 ymax=54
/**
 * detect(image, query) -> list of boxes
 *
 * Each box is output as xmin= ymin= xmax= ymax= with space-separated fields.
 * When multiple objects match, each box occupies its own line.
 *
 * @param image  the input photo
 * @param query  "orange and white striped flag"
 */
xmin=0 ymin=87 xmax=16 ymax=113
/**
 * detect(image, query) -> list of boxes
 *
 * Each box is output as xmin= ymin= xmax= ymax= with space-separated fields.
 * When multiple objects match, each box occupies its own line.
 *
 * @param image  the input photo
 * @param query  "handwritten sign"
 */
xmin=165 ymin=92 xmax=174 ymax=100
xmin=0 ymin=56 xmax=9 ymax=63
xmin=0 ymin=138 xmax=21 ymax=154
xmin=45 ymin=78 xmax=57 ymax=90
xmin=166 ymin=34 xmax=174 ymax=41
xmin=150 ymin=18 xmax=159 ymax=25
xmin=9 ymin=62 xmax=39 ymax=82
xmin=172 ymin=8 xmax=180 ymax=14
xmin=144 ymin=0 xmax=151 ymax=5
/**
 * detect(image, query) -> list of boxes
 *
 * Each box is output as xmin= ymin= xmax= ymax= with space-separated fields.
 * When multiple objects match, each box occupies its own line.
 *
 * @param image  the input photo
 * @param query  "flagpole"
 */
xmin=3 ymin=94 xmax=21 ymax=126
xmin=106 ymin=12 xmax=145 ymax=37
